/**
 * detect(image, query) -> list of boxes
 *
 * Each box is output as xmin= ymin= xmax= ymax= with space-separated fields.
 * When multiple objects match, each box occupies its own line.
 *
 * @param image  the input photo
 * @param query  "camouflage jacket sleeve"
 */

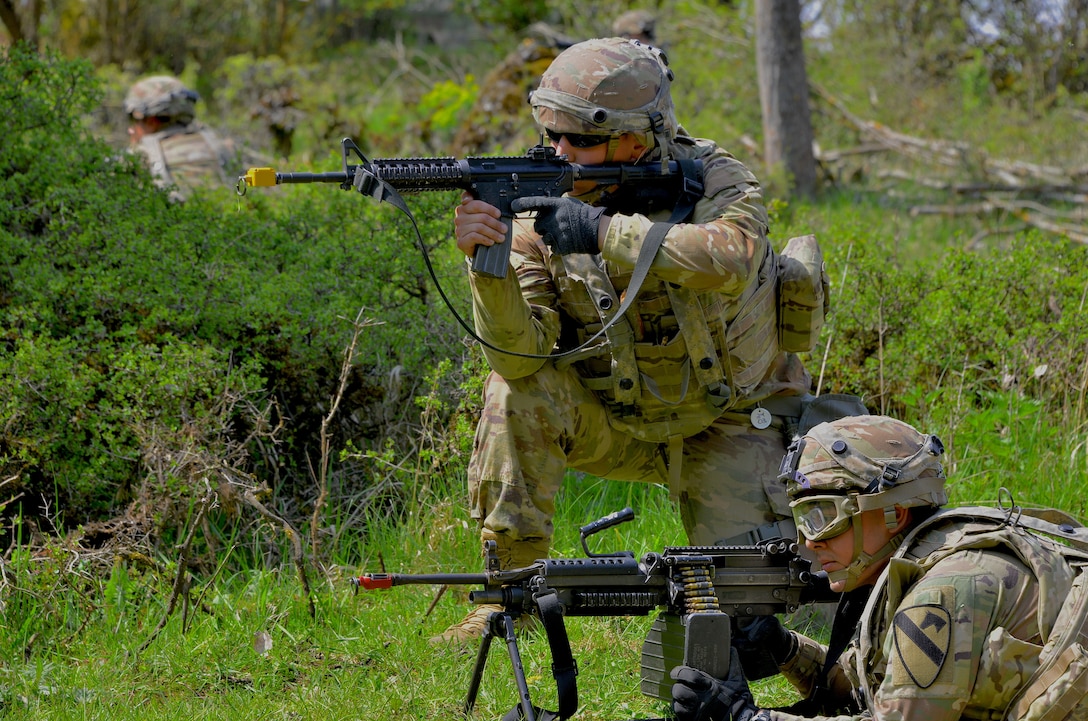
xmin=467 ymin=217 xmax=562 ymax=378
xmin=770 ymin=631 xmax=863 ymax=720
xmin=602 ymin=146 xmax=770 ymax=294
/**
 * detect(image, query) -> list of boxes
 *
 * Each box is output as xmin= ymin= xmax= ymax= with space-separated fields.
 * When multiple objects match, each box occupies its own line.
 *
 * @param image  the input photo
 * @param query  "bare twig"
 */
xmin=243 ymin=480 xmax=315 ymax=619
xmin=310 ymin=308 xmax=381 ymax=561
xmin=138 ymin=488 xmax=215 ymax=653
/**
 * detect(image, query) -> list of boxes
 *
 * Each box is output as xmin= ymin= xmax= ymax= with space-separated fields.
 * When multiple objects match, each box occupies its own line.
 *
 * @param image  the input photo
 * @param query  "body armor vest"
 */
xmin=137 ymin=124 xmax=233 ymax=201
xmin=555 ymin=241 xmax=780 ymax=444
xmin=850 ymin=507 xmax=1088 ymax=721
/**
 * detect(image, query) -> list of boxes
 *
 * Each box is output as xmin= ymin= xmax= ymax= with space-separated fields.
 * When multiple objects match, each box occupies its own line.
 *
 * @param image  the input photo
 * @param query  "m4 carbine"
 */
xmin=238 ymin=138 xmax=704 ymax=279
xmin=352 ymin=508 xmax=830 ymax=721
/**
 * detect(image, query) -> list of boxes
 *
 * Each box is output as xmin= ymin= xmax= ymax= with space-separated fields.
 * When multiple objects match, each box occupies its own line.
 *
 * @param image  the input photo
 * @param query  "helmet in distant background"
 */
xmin=612 ymin=10 xmax=657 ymax=44
xmin=530 ymin=37 xmax=677 ymax=155
xmin=125 ymin=76 xmax=199 ymax=125
xmin=781 ymin=415 xmax=947 ymax=588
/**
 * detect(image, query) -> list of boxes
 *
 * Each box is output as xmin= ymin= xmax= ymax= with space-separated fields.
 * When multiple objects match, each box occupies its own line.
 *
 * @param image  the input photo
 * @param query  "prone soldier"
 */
xmin=672 ymin=415 xmax=1088 ymax=721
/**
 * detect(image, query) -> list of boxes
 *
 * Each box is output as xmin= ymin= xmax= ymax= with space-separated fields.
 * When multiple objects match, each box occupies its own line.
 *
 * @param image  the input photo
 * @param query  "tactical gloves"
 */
xmin=510 ymin=196 xmax=605 ymax=255
xmin=671 ymin=649 xmax=760 ymax=721
xmin=733 ymin=615 xmax=798 ymax=666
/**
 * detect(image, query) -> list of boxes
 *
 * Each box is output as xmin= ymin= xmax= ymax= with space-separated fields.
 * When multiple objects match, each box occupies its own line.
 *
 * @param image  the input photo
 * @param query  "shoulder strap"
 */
xmin=668 ymin=158 xmax=703 ymax=224
xmin=900 ymin=505 xmax=1088 ymax=557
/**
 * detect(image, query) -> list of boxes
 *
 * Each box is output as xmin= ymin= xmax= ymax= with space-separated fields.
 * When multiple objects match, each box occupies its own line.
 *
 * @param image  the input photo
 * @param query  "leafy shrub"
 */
xmin=774 ymin=195 xmax=1088 ymax=510
xmin=1 ymin=45 xmax=473 ymax=543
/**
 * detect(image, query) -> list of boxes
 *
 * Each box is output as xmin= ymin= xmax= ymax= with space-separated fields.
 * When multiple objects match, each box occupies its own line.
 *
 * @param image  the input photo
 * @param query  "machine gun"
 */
xmin=237 ymin=138 xmax=704 ymax=279
xmin=352 ymin=508 xmax=831 ymax=721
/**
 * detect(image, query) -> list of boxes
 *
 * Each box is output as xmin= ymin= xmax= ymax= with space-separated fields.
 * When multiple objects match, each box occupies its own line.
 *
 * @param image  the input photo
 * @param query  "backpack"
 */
xmin=777 ymin=234 xmax=830 ymax=353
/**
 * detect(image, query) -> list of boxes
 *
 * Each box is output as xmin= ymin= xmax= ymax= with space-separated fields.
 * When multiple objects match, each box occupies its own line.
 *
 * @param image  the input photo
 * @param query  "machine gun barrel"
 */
xmin=351 ymin=571 xmax=488 ymax=590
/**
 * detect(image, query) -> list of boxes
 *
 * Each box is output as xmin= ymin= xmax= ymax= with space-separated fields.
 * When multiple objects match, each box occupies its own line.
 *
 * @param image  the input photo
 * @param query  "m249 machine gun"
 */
xmin=352 ymin=508 xmax=831 ymax=721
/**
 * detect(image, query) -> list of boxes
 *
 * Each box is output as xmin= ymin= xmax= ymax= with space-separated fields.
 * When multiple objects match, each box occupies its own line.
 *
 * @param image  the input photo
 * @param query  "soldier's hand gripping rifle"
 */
xmin=237 ymin=138 xmax=704 ymax=279
xmin=351 ymin=508 xmax=831 ymax=721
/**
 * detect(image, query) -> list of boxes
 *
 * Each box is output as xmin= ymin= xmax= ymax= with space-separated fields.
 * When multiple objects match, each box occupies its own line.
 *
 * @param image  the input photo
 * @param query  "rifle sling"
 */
xmin=538 ymin=589 xmax=579 ymax=720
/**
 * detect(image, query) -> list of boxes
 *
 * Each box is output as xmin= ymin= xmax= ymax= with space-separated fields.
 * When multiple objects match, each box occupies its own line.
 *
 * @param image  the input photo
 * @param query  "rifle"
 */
xmin=352 ymin=508 xmax=831 ymax=721
xmin=237 ymin=138 xmax=704 ymax=279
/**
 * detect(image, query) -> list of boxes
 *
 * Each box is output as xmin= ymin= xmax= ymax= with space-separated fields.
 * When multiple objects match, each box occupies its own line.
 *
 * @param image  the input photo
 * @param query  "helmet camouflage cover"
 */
xmin=125 ymin=76 xmax=199 ymax=125
xmin=530 ymin=37 xmax=677 ymax=152
xmin=784 ymin=415 xmax=948 ymax=511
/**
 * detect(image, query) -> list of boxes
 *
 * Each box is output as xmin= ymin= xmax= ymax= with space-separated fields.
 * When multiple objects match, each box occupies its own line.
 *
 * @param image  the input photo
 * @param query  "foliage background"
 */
xmin=2 ymin=1 xmax=1088 ymax=717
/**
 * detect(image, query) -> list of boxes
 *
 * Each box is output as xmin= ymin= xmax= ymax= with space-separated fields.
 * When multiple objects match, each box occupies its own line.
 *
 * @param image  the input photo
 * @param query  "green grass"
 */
xmin=1 ymin=473 xmax=825 ymax=720
xmin=15 ymin=409 xmax=1084 ymax=720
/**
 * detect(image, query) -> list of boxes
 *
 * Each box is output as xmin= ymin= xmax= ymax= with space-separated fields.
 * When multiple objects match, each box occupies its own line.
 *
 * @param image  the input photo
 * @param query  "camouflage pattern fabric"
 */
xmin=612 ymin=10 xmax=657 ymax=43
xmin=773 ymin=513 xmax=1088 ymax=721
xmin=125 ymin=76 xmax=199 ymax=124
xmin=466 ymin=135 xmax=810 ymax=547
xmin=133 ymin=125 xmax=237 ymax=202
xmin=468 ymin=362 xmax=797 ymax=546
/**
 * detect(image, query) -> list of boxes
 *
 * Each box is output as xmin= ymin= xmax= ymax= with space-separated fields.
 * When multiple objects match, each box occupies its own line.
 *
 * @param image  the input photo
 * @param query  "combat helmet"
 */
xmin=612 ymin=10 xmax=657 ymax=43
xmin=124 ymin=76 xmax=199 ymax=126
xmin=529 ymin=37 xmax=677 ymax=163
xmin=781 ymin=415 xmax=947 ymax=587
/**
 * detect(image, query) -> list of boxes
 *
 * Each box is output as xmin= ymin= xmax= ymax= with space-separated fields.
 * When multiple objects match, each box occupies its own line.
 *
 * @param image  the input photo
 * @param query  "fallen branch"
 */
xmin=811 ymin=82 xmax=1088 ymax=245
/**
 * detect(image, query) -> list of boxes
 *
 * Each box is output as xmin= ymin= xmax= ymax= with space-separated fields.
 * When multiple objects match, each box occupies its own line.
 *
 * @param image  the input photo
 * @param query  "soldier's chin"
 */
xmin=570 ymin=181 xmax=602 ymax=197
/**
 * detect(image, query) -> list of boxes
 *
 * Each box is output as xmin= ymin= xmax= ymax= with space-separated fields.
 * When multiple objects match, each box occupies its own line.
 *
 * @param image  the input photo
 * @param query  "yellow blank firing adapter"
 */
xmin=243 ymin=167 xmax=278 ymax=187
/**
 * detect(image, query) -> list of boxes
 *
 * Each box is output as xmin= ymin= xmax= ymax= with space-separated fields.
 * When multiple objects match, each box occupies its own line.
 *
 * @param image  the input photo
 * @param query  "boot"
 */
xmin=429 ymin=531 xmax=550 ymax=644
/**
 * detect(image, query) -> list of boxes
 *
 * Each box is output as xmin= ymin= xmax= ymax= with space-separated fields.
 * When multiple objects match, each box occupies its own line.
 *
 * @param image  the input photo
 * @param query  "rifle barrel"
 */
xmin=277 ymin=171 xmax=351 ymax=184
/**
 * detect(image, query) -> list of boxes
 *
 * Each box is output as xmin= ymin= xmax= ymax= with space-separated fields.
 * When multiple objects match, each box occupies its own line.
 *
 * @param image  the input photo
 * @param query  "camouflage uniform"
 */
xmin=125 ymin=76 xmax=237 ymax=201
xmin=754 ymin=417 xmax=1088 ymax=721
xmin=466 ymin=39 xmax=810 ymax=554
xmin=776 ymin=514 xmax=1088 ymax=720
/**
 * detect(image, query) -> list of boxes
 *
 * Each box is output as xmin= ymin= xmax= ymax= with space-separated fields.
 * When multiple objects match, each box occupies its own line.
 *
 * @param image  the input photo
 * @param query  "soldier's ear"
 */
xmin=625 ymin=134 xmax=649 ymax=162
xmin=890 ymin=505 xmax=912 ymax=535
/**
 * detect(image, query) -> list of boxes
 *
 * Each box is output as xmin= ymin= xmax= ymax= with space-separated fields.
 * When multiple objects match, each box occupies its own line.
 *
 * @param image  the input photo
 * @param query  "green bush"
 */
xmin=1 ymin=45 xmax=473 ymax=540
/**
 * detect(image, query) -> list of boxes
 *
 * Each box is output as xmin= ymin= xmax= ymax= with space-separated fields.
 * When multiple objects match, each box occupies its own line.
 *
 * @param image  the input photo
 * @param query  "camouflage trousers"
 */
xmin=468 ymin=363 xmax=795 ymax=547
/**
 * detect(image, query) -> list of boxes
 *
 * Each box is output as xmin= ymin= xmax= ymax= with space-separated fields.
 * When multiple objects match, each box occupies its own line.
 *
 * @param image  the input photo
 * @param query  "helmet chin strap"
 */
xmin=604 ymin=135 xmax=622 ymax=163
xmin=826 ymin=513 xmax=904 ymax=590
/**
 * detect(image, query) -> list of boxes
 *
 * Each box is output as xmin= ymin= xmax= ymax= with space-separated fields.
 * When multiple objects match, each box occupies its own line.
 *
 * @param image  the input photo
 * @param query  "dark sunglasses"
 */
xmin=545 ymin=128 xmax=613 ymax=149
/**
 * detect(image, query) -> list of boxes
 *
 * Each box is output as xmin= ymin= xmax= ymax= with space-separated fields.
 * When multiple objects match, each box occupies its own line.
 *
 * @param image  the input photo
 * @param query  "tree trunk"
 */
xmin=755 ymin=0 xmax=816 ymax=198
xmin=1 ymin=0 xmax=35 ymax=49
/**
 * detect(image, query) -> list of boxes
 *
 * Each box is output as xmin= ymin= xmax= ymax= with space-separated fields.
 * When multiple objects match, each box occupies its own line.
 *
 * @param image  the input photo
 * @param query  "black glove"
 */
xmin=733 ymin=615 xmax=797 ymax=666
xmin=671 ymin=648 xmax=760 ymax=721
xmin=510 ymin=196 xmax=605 ymax=255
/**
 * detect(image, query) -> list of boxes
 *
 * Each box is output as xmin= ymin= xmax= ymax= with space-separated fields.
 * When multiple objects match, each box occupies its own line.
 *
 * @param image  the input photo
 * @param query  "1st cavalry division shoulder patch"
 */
xmin=892 ymin=604 xmax=951 ymax=688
